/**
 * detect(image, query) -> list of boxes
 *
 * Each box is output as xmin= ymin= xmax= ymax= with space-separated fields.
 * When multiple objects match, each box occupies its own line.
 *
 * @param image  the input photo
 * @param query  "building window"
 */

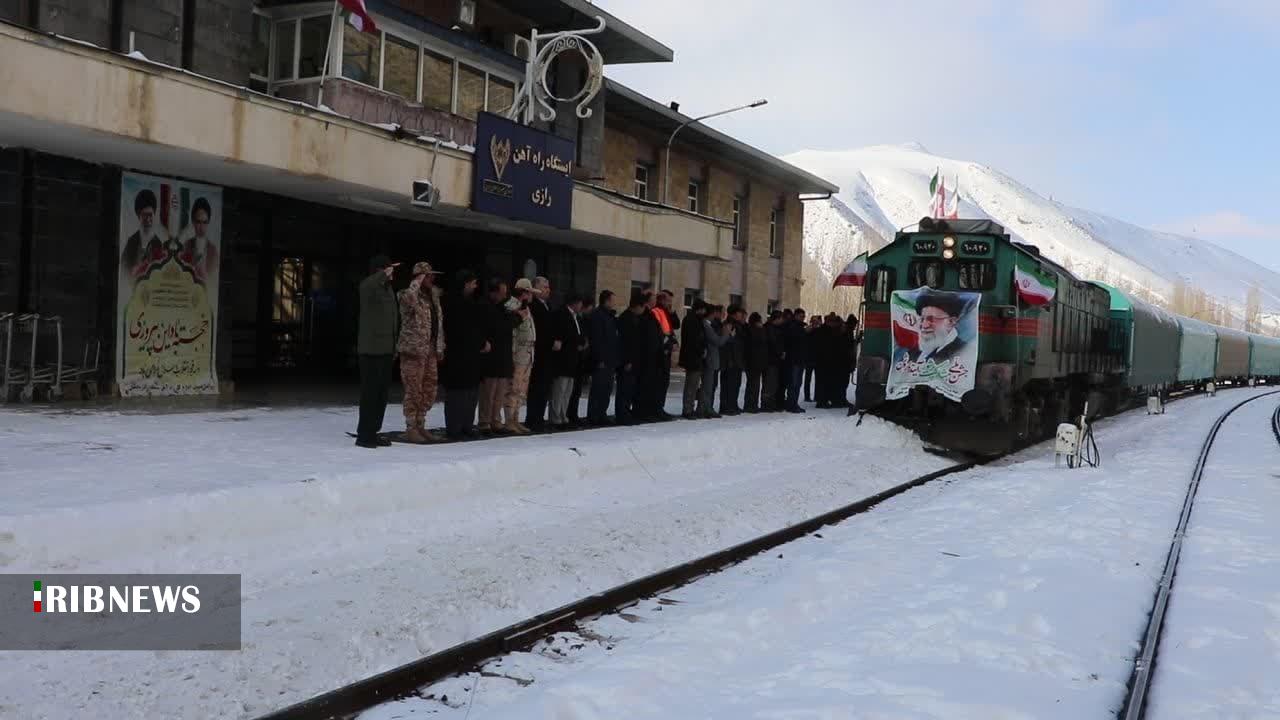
xmin=687 ymin=181 xmax=700 ymax=213
xmin=487 ymin=75 xmax=516 ymax=116
xmin=250 ymin=12 xmax=271 ymax=92
xmin=731 ymin=196 xmax=744 ymax=248
xmin=729 ymin=293 xmax=743 ymax=310
xmin=421 ymin=50 xmax=454 ymax=111
xmin=298 ymin=16 xmax=331 ymax=78
xmin=683 ymin=288 xmax=702 ymax=312
xmin=769 ymin=209 xmax=781 ymax=257
xmin=262 ymin=7 xmax=522 ymax=123
xmin=341 ymin=23 xmax=380 ymax=86
xmin=382 ymin=33 xmax=419 ymax=100
xmin=273 ymin=19 xmax=297 ymax=80
xmin=456 ymin=63 xmax=486 ymax=120
xmin=634 ymin=164 xmax=650 ymax=200
xmin=631 ymin=280 xmax=652 ymax=299
xmin=767 ymin=299 xmax=780 ymax=315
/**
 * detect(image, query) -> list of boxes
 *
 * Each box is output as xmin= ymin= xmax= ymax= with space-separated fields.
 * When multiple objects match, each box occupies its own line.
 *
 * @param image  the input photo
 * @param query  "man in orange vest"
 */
xmin=651 ymin=290 xmax=680 ymax=420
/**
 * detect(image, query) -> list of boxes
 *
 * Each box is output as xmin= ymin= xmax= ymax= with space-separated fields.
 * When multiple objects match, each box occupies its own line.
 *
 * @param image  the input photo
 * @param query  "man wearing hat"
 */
xmin=356 ymin=255 xmax=400 ymax=448
xmin=503 ymin=278 xmax=537 ymax=434
xmin=909 ymin=290 xmax=969 ymax=363
xmin=397 ymin=261 xmax=446 ymax=443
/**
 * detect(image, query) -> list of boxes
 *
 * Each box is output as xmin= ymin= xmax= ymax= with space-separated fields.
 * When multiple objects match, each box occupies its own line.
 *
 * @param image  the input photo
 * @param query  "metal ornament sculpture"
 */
xmin=508 ymin=16 xmax=606 ymax=125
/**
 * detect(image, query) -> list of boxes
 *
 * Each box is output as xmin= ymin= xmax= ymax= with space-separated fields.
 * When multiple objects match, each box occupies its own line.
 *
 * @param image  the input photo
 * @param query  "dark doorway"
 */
xmin=268 ymin=254 xmax=347 ymax=374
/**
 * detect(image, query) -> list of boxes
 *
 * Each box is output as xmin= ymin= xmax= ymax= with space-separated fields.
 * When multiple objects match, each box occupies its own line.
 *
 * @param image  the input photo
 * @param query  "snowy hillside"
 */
xmin=788 ymin=145 xmax=1280 ymax=333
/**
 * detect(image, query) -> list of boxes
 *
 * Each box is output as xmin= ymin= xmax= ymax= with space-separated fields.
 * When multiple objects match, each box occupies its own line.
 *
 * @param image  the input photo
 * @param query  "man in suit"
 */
xmin=908 ymin=291 xmax=969 ymax=364
xmin=548 ymin=293 xmax=587 ymax=428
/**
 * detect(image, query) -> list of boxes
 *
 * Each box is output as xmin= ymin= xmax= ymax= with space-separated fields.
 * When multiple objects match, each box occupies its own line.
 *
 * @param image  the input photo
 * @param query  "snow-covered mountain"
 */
xmin=787 ymin=144 xmax=1280 ymax=334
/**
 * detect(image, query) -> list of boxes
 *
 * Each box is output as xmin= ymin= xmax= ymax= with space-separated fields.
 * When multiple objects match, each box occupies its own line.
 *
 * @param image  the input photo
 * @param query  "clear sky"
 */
xmin=594 ymin=0 xmax=1280 ymax=273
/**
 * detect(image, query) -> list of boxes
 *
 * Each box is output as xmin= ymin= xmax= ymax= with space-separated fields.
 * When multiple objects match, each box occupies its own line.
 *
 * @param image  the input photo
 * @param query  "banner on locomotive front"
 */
xmin=886 ymin=287 xmax=981 ymax=402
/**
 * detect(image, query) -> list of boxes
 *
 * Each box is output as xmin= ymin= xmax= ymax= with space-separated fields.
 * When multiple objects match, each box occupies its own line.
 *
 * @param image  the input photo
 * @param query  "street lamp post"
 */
xmin=662 ymin=99 xmax=768 ymax=207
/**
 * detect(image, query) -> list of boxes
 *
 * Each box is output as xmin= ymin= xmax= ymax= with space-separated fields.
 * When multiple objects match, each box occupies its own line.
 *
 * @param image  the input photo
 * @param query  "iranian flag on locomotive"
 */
xmin=886 ymin=287 xmax=982 ymax=402
xmin=1014 ymin=256 xmax=1057 ymax=306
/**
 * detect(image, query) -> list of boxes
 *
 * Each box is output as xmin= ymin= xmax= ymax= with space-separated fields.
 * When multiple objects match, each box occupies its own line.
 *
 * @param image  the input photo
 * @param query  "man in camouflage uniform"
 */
xmin=398 ymin=261 xmax=445 ymax=443
xmin=504 ymin=278 xmax=537 ymax=434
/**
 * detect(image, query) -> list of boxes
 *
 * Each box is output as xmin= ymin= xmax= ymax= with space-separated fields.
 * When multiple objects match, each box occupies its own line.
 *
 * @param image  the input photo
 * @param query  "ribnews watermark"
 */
xmin=0 ymin=574 xmax=240 ymax=650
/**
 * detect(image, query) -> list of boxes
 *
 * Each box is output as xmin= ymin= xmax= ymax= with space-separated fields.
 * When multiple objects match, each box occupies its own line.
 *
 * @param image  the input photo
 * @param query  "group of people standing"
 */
xmin=677 ymin=304 xmax=861 ymax=418
xmin=353 ymin=255 xmax=860 ymax=448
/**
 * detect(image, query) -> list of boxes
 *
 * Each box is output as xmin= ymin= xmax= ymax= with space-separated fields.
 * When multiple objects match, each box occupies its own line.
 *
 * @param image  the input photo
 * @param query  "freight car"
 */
xmin=854 ymin=217 xmax=1278 ymax=454
xmin=1175 ymin=317 xmax=1218 ymax=387
xmin=1214 ymin=326 xmax=1252 ymax=381
xmin=1251 ymin=334 xmax=1280 ymax=379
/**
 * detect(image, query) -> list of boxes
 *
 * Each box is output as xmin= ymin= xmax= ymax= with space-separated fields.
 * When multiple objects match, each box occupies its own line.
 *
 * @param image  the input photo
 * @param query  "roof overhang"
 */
xmin=605 ymin=80 xmax=839 ymax=195
xmin=496 ymin=0 xmax=673 ymax=64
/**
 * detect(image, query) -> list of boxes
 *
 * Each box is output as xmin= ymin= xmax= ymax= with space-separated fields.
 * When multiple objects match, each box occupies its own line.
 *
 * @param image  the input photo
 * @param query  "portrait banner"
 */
xmin=886 ymin=287 xmax=981 ymax=402
xmin=116 ymin=172 xmax=222 ymax=396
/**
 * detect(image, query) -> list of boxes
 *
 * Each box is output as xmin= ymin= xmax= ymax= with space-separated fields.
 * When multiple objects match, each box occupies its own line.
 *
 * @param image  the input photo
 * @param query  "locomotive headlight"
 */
xmin=943 ymin=235 xmax=956 ymax=248
xmin=942 ymin=248 xmax=956 ymax=260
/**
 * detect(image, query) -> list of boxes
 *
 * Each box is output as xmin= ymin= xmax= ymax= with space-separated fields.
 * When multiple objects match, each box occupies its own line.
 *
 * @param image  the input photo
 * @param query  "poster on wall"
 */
xmin=885 ymin=287 xmax=981 ymax=402
xmin=116 ymin=172 xmax=222 ymax=396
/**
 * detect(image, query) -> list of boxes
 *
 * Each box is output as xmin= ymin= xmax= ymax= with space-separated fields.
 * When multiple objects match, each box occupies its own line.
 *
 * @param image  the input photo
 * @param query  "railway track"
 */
xmin=254 ymin=456 xmax=998 ymax=720
xmin=1118 ymin=388 xmax=1280 ymax=720
xmin=1273 ymin=399 xmax=1280 ymax=446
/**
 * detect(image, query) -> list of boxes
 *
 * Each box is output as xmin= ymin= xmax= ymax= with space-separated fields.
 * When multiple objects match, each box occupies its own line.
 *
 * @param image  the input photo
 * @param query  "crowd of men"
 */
xmin=353 ymin=255 xmax=861 ymax=448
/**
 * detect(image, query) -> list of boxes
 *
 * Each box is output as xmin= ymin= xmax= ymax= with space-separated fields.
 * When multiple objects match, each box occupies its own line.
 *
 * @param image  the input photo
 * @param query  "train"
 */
xmin=853 ymin=217 xmax=1280 ymax=454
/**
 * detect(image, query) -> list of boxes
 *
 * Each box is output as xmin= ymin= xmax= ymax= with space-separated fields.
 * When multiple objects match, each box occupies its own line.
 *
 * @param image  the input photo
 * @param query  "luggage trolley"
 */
xmin=24 ymin=315 xmax=101 ymax=402
xmin=15 ymin=313 xmax=41 ymax=402
xmin=0 ymin=312 xmax=24 ymax=403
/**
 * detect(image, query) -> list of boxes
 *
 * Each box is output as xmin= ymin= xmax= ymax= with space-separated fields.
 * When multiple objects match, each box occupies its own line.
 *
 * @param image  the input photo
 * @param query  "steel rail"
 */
xmin=254 ymin=459 xmax=987 ymax=720
xmin=1119 ymin=388 xmax=1280 ymax=720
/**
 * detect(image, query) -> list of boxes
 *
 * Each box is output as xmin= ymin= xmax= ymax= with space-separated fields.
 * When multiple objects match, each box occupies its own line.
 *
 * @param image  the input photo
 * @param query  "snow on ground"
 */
xmin=0 ymin=392 xmax=949 ymax=719
xmin=365 ymin=388 xmax=1280 ymax=720
xmin=1146 ymin=392 xmax=1280 ymax=719
xmin=788 ymin=145 xmax=1280 ymax=332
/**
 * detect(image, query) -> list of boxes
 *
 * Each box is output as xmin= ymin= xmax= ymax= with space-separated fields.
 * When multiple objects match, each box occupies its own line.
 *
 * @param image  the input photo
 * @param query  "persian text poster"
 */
xmin=116 ymin=172 xmax=221 ymax=395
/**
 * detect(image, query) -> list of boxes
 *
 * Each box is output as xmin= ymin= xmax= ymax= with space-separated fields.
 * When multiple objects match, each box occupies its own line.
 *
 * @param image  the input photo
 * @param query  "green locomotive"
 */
xmin=854 ymin=218 xmax=1127 ymax=454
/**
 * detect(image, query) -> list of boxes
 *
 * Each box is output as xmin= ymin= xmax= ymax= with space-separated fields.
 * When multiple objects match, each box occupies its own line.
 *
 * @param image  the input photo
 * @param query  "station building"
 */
xmin=0 ymin=0 xmax=836 ymax=397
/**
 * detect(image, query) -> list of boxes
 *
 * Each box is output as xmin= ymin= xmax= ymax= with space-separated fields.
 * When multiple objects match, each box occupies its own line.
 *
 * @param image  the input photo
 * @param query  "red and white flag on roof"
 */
xmin=833 ymin=252 xmax=869 ymax=288
xmin=928 ymin=168 xmax=946 ymax=218
xmin=944 ymin=175 xmax=959 ymax=219
xmin=338 ymin=0 xmax=378 ymax=33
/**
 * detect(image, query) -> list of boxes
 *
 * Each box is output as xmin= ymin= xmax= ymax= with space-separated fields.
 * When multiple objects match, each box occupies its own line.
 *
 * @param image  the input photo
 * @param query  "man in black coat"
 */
xmin=782 ymin=309 xmax=809 ymax=413
xmin=586 ymin=290 xmax=621 ymax=425
xmin=568 ymin=296 xmax=595 ymax=425
xmin=635 ymin=291 xmax=667 ymax=422
xmin=742 ymin=312 xmax=769 ymax=413
xmin=763 ymin=311 xmax=787 ymax=412
xmin=524 ymin=277 xmax=554 ymax=430
xmin=719 ymin=305 xmax=747 ymax=415
xmin=615 ymin=292 xmax=651 ymax=425
xmin=678 ymin=300 xmax=708 ymax=419
xmin=812 ymin=313 xmax=846 ymax=408
xmin=441 ymin=271 xmax=491 ymax=439
xmin=547 ymin=293 xmax=586 ymax=428
xmin=479 ymin=278 xmax=520 ymax=432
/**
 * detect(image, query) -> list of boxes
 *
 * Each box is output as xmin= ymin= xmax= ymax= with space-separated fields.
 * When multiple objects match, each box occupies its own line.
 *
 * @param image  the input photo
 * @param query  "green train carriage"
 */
xmin=856 ymin=218 xmax=1125 ymax=453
